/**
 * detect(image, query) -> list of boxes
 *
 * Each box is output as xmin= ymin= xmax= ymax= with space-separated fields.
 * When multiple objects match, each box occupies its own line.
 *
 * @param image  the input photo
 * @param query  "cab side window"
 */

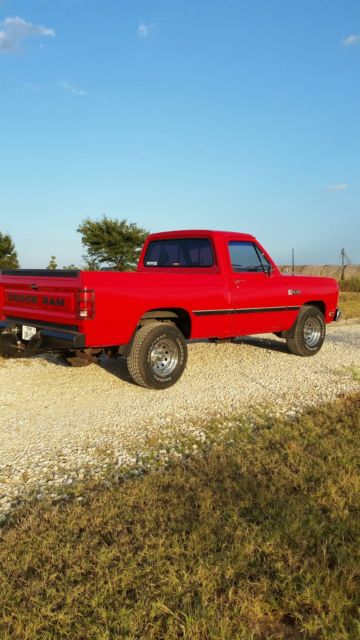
xmin=228 ymin=241 xmax=270 ymax=272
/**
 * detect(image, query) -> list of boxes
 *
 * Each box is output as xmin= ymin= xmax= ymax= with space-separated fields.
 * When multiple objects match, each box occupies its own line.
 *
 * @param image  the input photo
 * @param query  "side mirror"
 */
xmin=264 ymin=264 xmax=273 ymax=276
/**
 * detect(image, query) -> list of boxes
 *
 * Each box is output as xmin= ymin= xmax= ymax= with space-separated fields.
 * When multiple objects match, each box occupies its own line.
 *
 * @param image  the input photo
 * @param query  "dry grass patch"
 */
xmin=339 ymin=277 xmax=360 ymax=293
xmin=339 ymin=292 xmax=360 ymax=319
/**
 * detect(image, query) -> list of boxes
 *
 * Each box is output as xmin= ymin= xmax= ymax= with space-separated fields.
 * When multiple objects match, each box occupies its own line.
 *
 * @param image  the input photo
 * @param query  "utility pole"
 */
xmin=291 ymin=248 xmax=295 ymax=276
xmin=340 ymin=248 xmax=351 ymax=266
xmin=339 ymin=248 xmax=352 ymax=280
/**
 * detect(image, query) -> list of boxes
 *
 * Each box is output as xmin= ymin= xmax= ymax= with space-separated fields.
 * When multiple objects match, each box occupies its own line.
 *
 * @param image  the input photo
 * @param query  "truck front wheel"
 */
xmin=127 ymin=322 xmax=188 ymax=389
xmin=286 ymin=305 xmax=325 ymax=356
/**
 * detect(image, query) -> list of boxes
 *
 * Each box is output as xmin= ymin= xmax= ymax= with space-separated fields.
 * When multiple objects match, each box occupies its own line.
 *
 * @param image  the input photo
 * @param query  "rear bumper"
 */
xmin=0 ymin=319 xmax=85 ymax=350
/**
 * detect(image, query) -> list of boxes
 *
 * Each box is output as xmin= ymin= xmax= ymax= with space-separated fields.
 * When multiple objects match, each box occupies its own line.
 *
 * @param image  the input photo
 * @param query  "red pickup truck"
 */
xmin=0 ymin=230 xmax=340 ymax=389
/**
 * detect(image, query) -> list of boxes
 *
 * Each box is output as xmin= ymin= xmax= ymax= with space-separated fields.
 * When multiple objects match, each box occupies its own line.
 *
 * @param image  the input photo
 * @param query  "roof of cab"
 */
xmin=146 ymin=229 xmax=256 ymax=241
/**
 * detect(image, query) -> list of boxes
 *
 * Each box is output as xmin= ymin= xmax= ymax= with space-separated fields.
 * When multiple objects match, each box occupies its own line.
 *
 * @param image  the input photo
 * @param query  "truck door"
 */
xmin=228 ymin=240 xmax=293 ymax=335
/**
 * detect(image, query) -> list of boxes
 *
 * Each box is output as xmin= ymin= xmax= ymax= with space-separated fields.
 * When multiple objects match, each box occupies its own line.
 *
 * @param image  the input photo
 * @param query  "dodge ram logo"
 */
xmin=8 ymin=294 xmax=65 ymax=307
xmin=8 ymin=294 xmax=38 ymax=304
xmin=42 ymin=296 xmax=65 ymax=307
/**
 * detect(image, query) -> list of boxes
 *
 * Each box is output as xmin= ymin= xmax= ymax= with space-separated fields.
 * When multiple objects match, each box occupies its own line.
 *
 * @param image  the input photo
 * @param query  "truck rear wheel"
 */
xmin=286 ymin=305 xmax=325 ymax=356
xmin=127 ymin=322 xmax=187 ymax=389
xmin=0 ymin=333 xmax=22 ymax=358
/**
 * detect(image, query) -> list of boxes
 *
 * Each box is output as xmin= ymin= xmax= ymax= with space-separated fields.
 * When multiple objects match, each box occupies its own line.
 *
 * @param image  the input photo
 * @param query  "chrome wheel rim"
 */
xmin=150 ymin=339 xmax=178 ymax=377
xmin=303 ymin=317 xmax=322 ymax=348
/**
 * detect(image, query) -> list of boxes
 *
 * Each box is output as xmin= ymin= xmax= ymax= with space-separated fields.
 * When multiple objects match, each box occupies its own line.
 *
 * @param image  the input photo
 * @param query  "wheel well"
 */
xmin=140 ymin=308 xmax=191 ymax=339
xmin=304 ymin=301 xmax=326 ymax=316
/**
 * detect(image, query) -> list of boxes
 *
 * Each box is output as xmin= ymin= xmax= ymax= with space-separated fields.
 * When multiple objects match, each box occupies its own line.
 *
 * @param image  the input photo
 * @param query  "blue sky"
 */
xmin=0 ymin=0 xmax=359 ymax=267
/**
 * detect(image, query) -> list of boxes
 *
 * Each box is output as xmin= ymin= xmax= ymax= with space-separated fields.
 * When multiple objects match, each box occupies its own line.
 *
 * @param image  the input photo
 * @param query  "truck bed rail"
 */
xmin=0 ymin=270 xmax=80 ymax=277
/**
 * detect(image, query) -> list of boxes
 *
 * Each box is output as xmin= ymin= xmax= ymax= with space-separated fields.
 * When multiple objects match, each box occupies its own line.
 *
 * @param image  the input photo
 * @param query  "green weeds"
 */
xmin=347 ymin=367 xmax=360 ymax=382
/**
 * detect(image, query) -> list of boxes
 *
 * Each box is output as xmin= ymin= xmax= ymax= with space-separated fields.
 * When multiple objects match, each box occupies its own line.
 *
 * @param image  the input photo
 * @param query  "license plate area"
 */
xmin=22 ymin=325 xmax=37 ymax=341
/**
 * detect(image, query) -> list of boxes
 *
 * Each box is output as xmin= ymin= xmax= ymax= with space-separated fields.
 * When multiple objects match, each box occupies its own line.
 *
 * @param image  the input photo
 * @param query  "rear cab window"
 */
xmin=144 ymin=238 xmax=214 ymax=268
xmin=228 ymin=241 xmax=271 ymax=273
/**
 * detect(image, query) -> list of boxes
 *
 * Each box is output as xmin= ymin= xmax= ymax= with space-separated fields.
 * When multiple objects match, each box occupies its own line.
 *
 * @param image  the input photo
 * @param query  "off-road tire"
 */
xmin=286 ymin=305 xmax=326 ymax=356
xmin=127 ymin=322 xmax=187 ymax=389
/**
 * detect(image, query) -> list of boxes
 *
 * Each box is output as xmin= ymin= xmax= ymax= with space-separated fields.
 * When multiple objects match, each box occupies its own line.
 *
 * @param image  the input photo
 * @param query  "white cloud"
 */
xmin=317 ymin=183 xmax=349 ymax=193
xmin=0 ymin=16 xmax=55 ymax=53
xmin=61 ymin=82 xmax=88 ymax=96
xmin=137 ymin=22 xmax=150 ymax=39
xmin=342 ymin=34 xmax=360 ymax=47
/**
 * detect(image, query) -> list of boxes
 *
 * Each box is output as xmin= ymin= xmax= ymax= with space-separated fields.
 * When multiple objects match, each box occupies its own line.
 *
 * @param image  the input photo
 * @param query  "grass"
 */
xmin=339 ymin=277 xmax=360 ymax=319
xmin=1 ymin=393 xmax=360 ymax=639
xmin=339 ymin=277 xmax=360 ymax=293
xmin=339 ymin=292 xmax=360 ymax=319
xmin=346 ymin=367 xmax=360 ymax=383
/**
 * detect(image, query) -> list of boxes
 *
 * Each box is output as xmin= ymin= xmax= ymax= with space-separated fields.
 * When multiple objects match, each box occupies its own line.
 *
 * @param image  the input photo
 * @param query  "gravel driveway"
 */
xmin=1 ymin=320 xmax=360 ymax=518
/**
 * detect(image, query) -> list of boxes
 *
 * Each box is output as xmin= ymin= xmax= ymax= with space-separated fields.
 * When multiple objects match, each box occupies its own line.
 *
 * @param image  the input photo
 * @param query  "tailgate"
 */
xmin=0 ymin=269 xmax=81 ymax=327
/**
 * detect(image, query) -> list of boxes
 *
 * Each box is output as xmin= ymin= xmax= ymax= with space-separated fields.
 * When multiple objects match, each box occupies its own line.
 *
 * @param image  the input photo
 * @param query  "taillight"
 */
xmin=77 ymin=289 xmax=95 ymax=319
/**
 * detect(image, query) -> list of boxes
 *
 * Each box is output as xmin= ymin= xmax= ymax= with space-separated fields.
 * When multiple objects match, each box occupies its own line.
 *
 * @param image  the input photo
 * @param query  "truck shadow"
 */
xmin=39 ymin=335 xmax=290 ymax=384
xmin=233 ymin=336 xmax=290 ymax=354
xmin=98 ymin=356 xmax=137 ymax=385
xmin=189 ymin=336 xmax=290 ymax=354
xmin=40 ymin=353 xmax=138 ymax=386
xmin=96 ymin=337 xmax=290 ymax=383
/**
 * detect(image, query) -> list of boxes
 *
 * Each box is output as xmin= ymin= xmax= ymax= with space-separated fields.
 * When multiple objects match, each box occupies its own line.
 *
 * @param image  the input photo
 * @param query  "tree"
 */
xmin=63 ymin=264 xmax=79 ymax=270
xmin=0 ymin=232 xmax=19 ymax=269
xmin=81 ymin=257 xmax=100 ymax=271
xmin=77 ymin=216 xmax=149 ymax=271
xmin=47 ymin=256 xmax=58 ymax=270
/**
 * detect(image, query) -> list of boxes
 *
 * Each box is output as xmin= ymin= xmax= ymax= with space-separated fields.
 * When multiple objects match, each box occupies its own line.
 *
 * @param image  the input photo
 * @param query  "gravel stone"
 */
xmin=0 ymin=320 xmax=359 ymax=519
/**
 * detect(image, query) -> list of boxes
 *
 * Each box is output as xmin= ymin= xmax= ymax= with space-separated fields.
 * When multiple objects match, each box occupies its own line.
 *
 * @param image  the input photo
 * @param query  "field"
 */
xmin=280 ymin=265 xmax=360 ymax=284
xmin=1 ymin=393 xmax=360 ymax=640
xmin=339 ymin=278 xmax=360 ymax=293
